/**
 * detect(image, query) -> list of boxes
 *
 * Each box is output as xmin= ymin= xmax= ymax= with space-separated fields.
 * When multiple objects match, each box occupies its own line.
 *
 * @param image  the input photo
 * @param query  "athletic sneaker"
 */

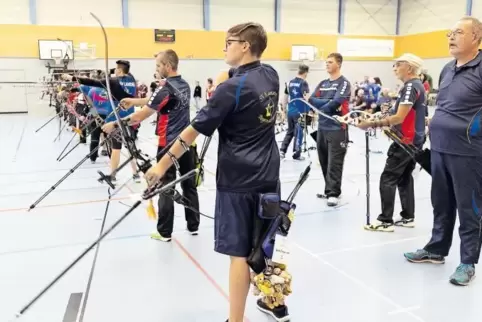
xmin=150 ymin=232 xmax=171 ymax=242
xmin=101 ymin=150 xmax=108 ymax=156
xmin=327 ymin=197 xmax=339 ymax=207
xmin=450 ymin=264 xmax=475 ymax=286
xmin=316 ymin=193 xmax=327 ymax=199
xmin=364 ymin=220 xmax=395 ymax=232
xmin=256 ymin=298 xmax=290 ymax=322
xmin=133 ymin=174 xmax=141 ymax=183
xmin=189 ymin=229 xmax=199 ymax=236
xmin=292 ymin=155 xmax=305 ymax=161
xmin=403 ymin=249 xmax=445 ymax=264
xmin=280 ymin=151 xmax=285 ymax=159
xmin=394 ymin=217 xmax=415 ymax=228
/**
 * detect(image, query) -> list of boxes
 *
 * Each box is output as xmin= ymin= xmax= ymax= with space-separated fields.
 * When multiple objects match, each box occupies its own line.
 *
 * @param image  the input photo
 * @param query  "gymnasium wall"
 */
xmin=1 ymin=0 xmax=466 ymax=114
xmin=395 ymin=0 xmax=482 ymax=86
xmin=344 ymin=0 xmax=397 ymax=35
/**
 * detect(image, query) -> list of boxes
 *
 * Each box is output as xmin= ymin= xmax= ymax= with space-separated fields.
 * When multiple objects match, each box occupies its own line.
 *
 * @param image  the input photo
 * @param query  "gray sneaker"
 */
xmin=450 ymin=264 xmax=475 ymax=286
xmin=404 ymin=249 xmax=445 ymax=264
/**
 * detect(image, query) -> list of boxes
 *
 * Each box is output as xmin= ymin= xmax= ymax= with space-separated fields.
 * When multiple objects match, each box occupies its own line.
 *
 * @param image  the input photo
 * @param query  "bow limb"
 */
xmin=289 ymin=98 xmax=383 ymax=125
xmin=90 ymin=12 xmax=131 ymax=146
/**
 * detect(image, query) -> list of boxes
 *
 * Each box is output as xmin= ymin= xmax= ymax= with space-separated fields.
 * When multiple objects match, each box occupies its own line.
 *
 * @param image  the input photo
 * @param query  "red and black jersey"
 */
xmin=392 ymin=78 xmax=426 ymax=145
xmin=146 ymin=75 xmax=191 ymax=146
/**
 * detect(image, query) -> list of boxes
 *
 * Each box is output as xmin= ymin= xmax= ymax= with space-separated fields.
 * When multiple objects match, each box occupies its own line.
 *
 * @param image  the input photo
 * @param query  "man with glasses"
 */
xmin=144 ymin=23 xmax=287 ymax=322
xmin=404 ymin=16 xmax=482 ymax=286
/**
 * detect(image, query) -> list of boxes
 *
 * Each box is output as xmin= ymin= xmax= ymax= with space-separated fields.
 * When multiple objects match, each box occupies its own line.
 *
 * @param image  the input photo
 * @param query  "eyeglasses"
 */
xmin=446 ymin=30 xmax=467 ymax=38
xmin=225 ymin=39 xmax=247 ymax=50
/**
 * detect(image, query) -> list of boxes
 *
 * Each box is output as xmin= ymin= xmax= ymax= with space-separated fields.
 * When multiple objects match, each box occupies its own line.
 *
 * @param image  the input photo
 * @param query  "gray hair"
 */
xmin=460 ymin=16 xmax=482 ymax=44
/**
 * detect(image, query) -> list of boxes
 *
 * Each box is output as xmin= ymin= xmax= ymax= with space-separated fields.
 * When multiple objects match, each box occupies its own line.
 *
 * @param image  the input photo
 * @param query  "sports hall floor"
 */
xmin=0 ymin=111 xmax=481 ymax=322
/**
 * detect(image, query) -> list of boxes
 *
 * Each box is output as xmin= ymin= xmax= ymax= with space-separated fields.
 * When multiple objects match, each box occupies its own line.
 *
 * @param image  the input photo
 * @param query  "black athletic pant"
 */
xmin=89 ymin=115 xmax=106 ymax=161
xmin=317 ymin=128 xmax=348 ymax=198
xmin=377 ymin=143 xmax=416 ymax=223
xmin=156 ymin=145 xmax=200 ymax=237
xmin=280 ymin=114 xmax=297 ymax=154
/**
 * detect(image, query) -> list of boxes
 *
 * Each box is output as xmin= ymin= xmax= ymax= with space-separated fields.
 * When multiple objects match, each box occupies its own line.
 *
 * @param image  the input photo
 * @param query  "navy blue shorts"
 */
xmin=214 ymin=184 xmax=280 ymax=257
xmin=214 ymin=190 xmax=257 ymax=257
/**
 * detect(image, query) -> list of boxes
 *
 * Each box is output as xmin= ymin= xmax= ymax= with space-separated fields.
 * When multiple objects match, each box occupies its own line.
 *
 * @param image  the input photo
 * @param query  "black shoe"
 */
xmin=316 ymin=193 xmax=327 ymax=199
xmin=256 ymin=298 xmax=290 ymax=322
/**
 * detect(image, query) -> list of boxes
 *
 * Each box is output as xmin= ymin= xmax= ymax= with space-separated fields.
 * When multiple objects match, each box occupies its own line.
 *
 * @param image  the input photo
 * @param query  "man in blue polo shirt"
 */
xmin=404 ymin=16 xmax=482 ymax=286
xmin=280 ymin=64 xmax=310 ymax=160
xmin=144 ymin=23 xmax=287 ymax=322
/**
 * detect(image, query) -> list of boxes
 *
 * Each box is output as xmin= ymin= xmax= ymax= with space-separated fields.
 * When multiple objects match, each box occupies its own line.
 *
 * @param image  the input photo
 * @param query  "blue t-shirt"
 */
xmin=286 ymin=77 xmax=309 ymax=116
xmin=117 ymin=74 xmax=137 ymax=98
xmin=79 ymin=85 xmax=91 ymax=97
xmin=105 ymin=75 xmax=136 ymax=122
xmin=192 ymin=61 xmax=280 ymax=193
xmin=430 ymin=51 xmax=482 ymax=156
xmin=370 ymin=84 xmax=381 ymax=101
xmin=88 ymin=87 xmax=110 ymax=116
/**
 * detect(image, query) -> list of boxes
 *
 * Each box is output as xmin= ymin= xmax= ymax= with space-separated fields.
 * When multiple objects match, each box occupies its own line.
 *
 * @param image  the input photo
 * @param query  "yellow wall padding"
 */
xmin=0 ymin=24 xmax=395 ymax=61
xmin=395 ymin=30 xmax=452 ymax=59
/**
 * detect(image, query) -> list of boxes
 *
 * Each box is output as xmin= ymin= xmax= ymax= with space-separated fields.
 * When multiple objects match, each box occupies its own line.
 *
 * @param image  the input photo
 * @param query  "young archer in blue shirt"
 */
xmin=280 ymin=64 xmax=310 ymax=160
xmin=63 ymin=60 xmax=140 ymax=182
xmin=305 ymin=53 xmax=352 ymax=207
xmin=144 ymin=23 xmax=288 ymax=322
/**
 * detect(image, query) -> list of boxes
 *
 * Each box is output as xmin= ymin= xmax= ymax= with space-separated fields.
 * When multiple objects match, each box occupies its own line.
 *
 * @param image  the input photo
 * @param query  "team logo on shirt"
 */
xmin=258 ymin=91 xmax=278 ymax=124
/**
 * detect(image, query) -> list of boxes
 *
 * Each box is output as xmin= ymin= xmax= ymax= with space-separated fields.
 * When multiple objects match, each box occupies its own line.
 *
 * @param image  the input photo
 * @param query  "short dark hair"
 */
xmin=298 ymin=64 xmax=309 ymax=75
xmin=207 ymin=78 xmax=213 ymax=84
xmin=159 ymin=49 xmax=179 ymax=71
xmin=116 ymin=60 xmax=130 ymax=74
xmin=227 ymin=22 xmax=267 ymax=58
xmin=327 ymin=52 xmax=343 ymax=65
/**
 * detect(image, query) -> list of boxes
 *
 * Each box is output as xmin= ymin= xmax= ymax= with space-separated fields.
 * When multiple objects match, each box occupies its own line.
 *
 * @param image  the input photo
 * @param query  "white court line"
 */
xmin=388 ymin=306 xmax=421 ymax=315
xmin=316 ymin=236 xmax=426 ymax=256
xmin=293 ymin=242 xmax=427 ymax=322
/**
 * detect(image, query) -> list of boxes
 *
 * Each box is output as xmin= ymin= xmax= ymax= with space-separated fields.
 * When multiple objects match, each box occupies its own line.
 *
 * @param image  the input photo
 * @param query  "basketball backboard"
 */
xmin=291 ymin=45 xmax=317 ymax=61
xmin=38 ymin=40 xmax=74 ymax=60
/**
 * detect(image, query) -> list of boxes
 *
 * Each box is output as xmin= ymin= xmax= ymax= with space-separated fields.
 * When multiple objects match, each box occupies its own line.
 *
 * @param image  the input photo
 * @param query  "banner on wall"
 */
xmin=337 ymin=38 xmax=394 ymax=57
